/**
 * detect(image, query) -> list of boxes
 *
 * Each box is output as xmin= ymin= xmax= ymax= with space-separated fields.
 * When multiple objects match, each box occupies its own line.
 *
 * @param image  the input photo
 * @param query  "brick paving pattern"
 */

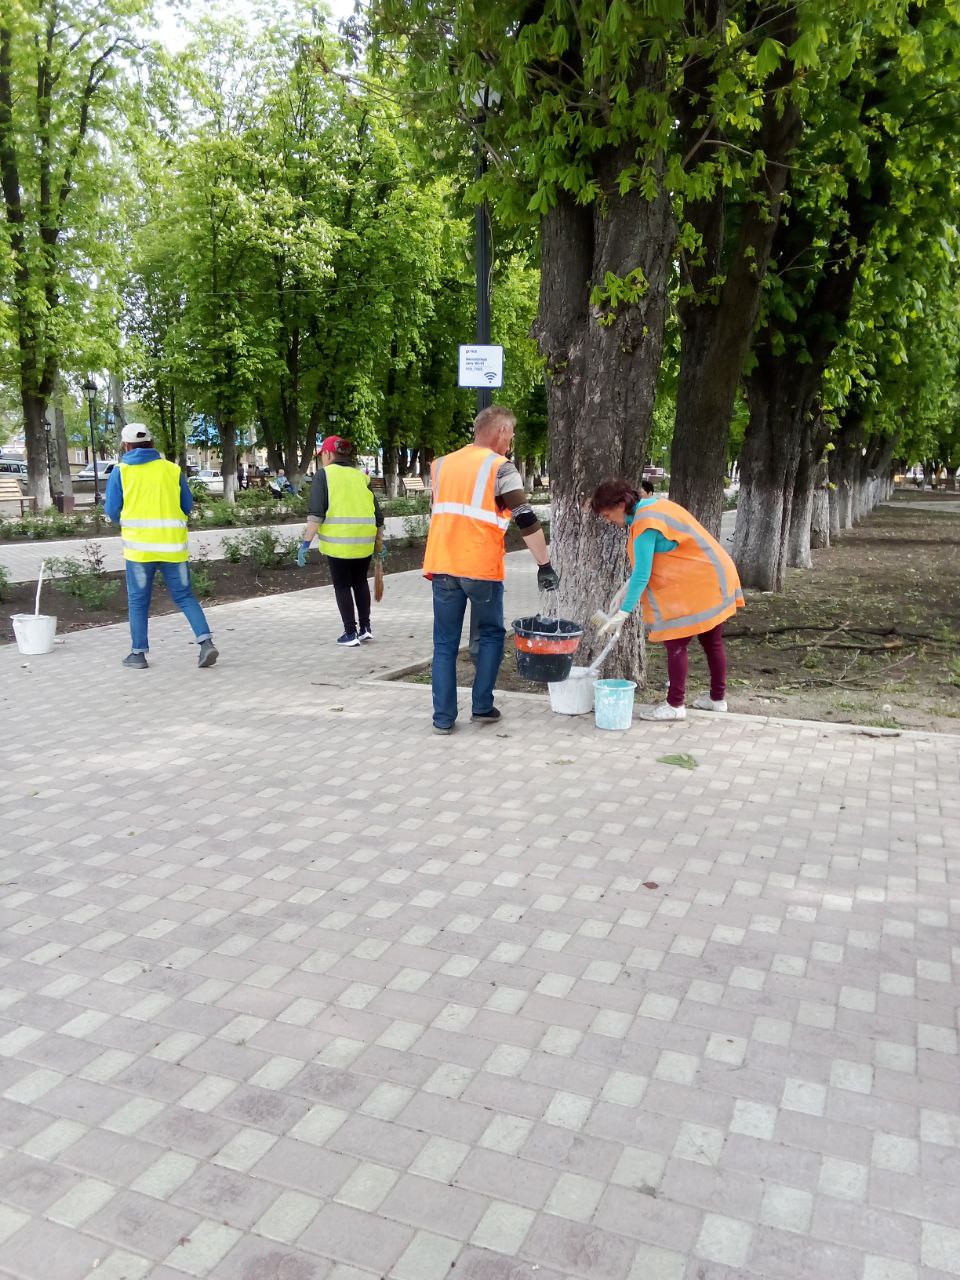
xmin=1 ymin=556 xmax=958 ymax=1279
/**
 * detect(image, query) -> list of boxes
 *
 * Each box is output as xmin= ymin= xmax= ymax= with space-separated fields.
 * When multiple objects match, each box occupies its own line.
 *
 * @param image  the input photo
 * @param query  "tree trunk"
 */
xmin=109 ymin=372 xmax=126 ymax=442
xmin=22 ymin=389 xmax=53 ymax=510
xmin=53 ymin=391 xmax=73 ymax=499
xmin=787 ymin=437 xmax=815 ymax=571
xmin=383 ymin=446 xmax=399 ymax=497
xmin=732 ymin=342 xmax=812 ymax=591
xmin=219 ymin=417 xmax=237 ymax=503
xmin=534 ymin=131 xmax=673 ymax=678
xmin=810 ymin=456 xmax=830 ymax=550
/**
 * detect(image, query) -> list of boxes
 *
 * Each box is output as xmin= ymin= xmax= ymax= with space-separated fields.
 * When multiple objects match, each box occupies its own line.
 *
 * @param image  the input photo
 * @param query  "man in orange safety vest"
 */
xmin=423 ymin=405 xmax=559 ymax=734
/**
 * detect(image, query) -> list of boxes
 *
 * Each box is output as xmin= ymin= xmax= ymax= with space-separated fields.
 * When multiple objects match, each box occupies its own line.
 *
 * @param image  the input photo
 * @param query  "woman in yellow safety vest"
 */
xmin=298 ymin=436 xmax=384 ymax=647
xmin=590 ymin=477 xmax=744 ymax=720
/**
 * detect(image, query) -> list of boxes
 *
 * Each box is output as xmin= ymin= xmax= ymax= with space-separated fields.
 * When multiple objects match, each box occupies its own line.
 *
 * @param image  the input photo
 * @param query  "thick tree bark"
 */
xmin=52 ymin=386 xmax=73 ymax=499
xmin=787 ymin=417 xmax=830 ymax=569
xmin=534 ymin=132 xmax=673 ymax=678
xmin=810 ymin=456 xmax=830 ymax=550
xmin=219 ymin=417 xmax=237 ymax=503
xmin=670 ymin=4 xmax=800 ymax=537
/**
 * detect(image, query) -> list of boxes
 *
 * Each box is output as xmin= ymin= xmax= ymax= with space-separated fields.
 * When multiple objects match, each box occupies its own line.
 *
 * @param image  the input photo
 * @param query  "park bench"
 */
xmin=0 ymin=475 xmax=36 ymax=514
xmin=401 ymin=474 xmax=428 ymax=497
xmin=367 ymin=475 xmax=386 ymax=494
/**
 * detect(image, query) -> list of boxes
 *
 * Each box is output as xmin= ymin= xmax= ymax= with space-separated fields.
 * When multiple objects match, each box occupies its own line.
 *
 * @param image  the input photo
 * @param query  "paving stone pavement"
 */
xmin=1 ymin=555 xmax=959 ymax=1280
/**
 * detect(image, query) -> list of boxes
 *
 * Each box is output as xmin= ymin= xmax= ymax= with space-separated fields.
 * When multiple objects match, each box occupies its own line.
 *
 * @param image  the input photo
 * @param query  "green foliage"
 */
xmin=46 ymin=541 xmax=118 ymax=609
xmin=401 ymin=513 xmax=430 ymax=543
xmin=190 ymin=540 xmax=213 ymax=598
xmin=0 ymin=507 xmax=88 ymax=539
xmin=221 ymin=527 xmax=300 ymax=569
xmin=382 ymin=496 xmax=430 ymax=517
xmin=0 ymin=563 xmax=10 ymax=600
xmin=187 ymin=477 xmax=211 ymax=506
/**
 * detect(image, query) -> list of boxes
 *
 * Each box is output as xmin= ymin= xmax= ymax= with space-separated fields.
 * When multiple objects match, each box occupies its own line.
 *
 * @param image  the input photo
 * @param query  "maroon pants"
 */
xmin=664 ymin=623 xmax=727 ymax=708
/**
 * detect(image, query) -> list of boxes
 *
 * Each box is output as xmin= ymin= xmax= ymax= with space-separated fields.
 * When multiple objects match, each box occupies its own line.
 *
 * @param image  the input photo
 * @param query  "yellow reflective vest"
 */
xmin=119 ymin=459 xmax=189 ymax=563
xmin=318 ymin=465 xmax=377 ymax=559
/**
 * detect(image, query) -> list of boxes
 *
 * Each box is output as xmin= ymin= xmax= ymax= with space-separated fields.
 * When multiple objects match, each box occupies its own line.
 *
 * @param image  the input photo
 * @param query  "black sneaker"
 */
xmin=122 ymin=652 xmax=148 ymax=670
xmin=358 ymin=626 xmax=373 ymax=642
xmin=471 ymin=707 xmax=502 ymax=723
xmin=337 ymin=631 xmax=361 ymax=647
xmin=198 ymin=640 xmax=219 ymax=668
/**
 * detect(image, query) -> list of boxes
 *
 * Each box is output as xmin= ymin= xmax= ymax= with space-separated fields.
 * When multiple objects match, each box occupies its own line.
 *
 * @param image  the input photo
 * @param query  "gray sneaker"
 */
xmin=122 ymin=652 xmax=148 ymax=670
xmin=198 ymin=639 xmax=219 ymax=669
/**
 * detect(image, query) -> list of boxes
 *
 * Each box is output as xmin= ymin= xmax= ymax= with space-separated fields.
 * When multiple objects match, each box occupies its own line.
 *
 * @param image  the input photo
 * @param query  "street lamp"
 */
xmin=81 ymin=379 xmax=100 ymax=504
xmin=467 ymin=85 xmax=501 ymax=413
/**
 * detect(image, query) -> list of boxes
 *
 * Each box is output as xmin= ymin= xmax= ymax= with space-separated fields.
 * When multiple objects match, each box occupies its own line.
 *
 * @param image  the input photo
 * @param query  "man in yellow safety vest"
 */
xmin=104 ymin=423 xmax=218 ymax=670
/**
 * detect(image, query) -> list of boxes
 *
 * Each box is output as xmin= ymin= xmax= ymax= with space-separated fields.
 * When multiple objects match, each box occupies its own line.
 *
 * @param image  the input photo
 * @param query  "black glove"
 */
xmin=537 ymin=562 xmax=560 ymax=592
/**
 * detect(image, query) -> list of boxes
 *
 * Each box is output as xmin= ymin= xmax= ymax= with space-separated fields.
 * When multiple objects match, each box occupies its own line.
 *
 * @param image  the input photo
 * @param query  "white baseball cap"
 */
xmin=121 ymin=423 xmax=152 ymax=444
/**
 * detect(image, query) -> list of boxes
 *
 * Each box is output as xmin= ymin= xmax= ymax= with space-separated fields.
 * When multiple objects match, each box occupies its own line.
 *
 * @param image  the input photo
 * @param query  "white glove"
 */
xmin=597 ymin=610 xmax=629 ymax=639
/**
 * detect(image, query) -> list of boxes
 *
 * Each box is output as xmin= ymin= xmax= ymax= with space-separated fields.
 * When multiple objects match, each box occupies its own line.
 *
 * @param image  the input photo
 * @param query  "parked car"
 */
xmin=0 ymin=459 xmax=28 ymax=477
xmin=195 ymin=469 xmax=224 ymax=494
xmin=74 ymin=461 xmax=118 ymax=482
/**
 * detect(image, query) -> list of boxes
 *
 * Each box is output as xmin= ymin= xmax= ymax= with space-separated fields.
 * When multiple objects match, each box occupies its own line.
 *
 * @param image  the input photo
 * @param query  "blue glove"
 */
xmin=297 ymin=540 xmax=310 ymax=568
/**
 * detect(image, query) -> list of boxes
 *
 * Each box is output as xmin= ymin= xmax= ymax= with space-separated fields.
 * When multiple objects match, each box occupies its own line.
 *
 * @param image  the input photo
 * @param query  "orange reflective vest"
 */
xmin=628 ymin=497 xmax=744 ymax=642
xmin=423 ymin=444 xmax=512 ymax=581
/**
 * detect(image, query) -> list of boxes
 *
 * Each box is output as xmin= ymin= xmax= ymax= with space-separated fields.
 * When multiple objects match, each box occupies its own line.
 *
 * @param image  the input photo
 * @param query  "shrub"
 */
xmin=0 ymin=564 xmax=10 ymax=600
xmin=221 ymin=534 xmax=244 ymax=564
xmin=187 ymin=477 xmax=211 ymax=505
xmin=191 ymin=541 xmax=214 ymax=597
xmin=46 ymin=541 xmax=118 ymax=609
xmin=402 ymin=514 xmax=430 ymax=543
xmin=383 ymin=496 xmax=430 ymax=517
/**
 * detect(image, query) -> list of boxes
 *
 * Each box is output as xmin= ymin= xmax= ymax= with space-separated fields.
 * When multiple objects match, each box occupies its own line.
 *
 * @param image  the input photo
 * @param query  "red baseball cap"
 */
xmin=318 ymin=435 xmax=353 ymax=456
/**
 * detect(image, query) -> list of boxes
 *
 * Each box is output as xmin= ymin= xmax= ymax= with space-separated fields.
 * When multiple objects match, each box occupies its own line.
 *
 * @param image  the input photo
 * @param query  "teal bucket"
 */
xmin=594 ymin=679 xmax=636 ymax=731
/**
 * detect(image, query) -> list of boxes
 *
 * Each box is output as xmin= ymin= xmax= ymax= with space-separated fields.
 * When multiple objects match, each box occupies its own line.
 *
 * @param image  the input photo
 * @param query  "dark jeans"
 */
xmin=327 ymin=555 xmax=372 ymax=633
xmin=431 ymin=575 xmax=505 ymax=728
xmin=664 ymin=623 xmax=727 ymax=707
xmin=125 ymin=560 xmax=211 ymax=654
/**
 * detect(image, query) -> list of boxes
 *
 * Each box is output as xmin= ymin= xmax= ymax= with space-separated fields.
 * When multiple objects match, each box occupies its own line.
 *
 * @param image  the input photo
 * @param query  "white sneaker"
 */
xmin=692 ymin=695 xmax=728 ymax=712
xmin=638 ymin=702 xmax=686 ymax=721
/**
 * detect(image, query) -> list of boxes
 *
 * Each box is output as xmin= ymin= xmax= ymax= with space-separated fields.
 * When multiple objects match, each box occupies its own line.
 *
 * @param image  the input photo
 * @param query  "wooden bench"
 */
xmin=367 ymin=475 xmax=386 ymax=494
xmin=0 ymin=475 xmax=36 ymax=514
xmin=401 ymin=475 xmax=427 ymax=496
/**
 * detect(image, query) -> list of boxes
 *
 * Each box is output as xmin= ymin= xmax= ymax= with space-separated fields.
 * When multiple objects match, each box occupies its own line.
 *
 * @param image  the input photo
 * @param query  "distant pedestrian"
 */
xmin=297 ymin=436 xmax=384 ymax=646
xmin=641 ymin=478 xmax=655 ymax=496
xmin=104 ymin=424 xmax=218 ymax=670
xmin=237 ymin=463 xmax=246 ymax=490
xmin=590 ymin=477 xmax=743 ymax=720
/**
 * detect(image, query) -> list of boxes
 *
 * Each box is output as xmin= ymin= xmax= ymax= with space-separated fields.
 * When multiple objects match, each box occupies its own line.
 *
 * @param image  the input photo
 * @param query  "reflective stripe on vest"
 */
xmin=317 ymin=465 xmax=377 ymax=559
xmin=119 ymin=460 xmax=189 ymax=563
xmin=422 ymin=444 xmax=511 ymax=581
xmin=630 ymin=497 xmax=744 ymax=641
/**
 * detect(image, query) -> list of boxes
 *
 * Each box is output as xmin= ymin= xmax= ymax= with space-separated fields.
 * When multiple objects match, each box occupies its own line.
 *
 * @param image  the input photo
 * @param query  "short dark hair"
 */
xmin=641 ymin=479 xmax=655 ymax=495
xmin=590 ymin=477 xmax=642 ymax=515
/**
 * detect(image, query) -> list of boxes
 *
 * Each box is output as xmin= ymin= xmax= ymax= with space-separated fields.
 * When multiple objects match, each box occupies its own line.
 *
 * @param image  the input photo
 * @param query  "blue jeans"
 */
xmin=432 ymin=575 xmax=505 ymax=728
xmin=125 ymin=560 xmax=212 ymax=654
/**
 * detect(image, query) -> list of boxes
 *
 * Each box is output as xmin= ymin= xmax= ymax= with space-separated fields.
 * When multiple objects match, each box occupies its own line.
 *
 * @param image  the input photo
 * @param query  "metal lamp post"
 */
xmin=469 ymin=85 xmax=501 ymax=413
xmin=81 ymin=378 xmax=100 ymax=504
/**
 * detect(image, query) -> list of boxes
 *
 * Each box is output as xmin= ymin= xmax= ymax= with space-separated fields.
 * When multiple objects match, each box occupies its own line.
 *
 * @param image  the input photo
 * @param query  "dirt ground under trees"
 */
xmin=401 ymin=492 xmax=960 ymax=734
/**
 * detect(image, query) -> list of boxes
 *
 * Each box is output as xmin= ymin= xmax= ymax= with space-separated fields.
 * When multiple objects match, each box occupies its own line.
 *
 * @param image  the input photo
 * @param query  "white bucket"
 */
xmin=548 ymin=666 xmax=595 ymax=715
xmin=11 ymin=613 xmax=57 ymax=656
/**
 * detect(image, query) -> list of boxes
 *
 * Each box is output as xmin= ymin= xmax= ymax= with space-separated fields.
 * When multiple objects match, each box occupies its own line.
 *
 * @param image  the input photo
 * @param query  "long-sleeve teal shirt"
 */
xmin=622 ymin=499 xmax=678 ymax=613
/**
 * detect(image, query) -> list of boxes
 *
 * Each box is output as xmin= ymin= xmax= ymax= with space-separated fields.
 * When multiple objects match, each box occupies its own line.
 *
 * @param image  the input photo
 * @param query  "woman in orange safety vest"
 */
xmin=590 ymin=477 xmax=744 ymax=721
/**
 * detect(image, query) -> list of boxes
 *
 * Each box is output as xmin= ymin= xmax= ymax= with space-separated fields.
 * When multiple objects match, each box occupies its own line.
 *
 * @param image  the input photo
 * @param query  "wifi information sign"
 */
xmin=458 ymin=344 xmax=504 ymax=389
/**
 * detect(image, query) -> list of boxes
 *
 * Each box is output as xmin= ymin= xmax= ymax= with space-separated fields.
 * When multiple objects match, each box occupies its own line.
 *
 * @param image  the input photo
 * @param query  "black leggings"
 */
xmin=326 ymin=555 xmax=372 ymax=633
